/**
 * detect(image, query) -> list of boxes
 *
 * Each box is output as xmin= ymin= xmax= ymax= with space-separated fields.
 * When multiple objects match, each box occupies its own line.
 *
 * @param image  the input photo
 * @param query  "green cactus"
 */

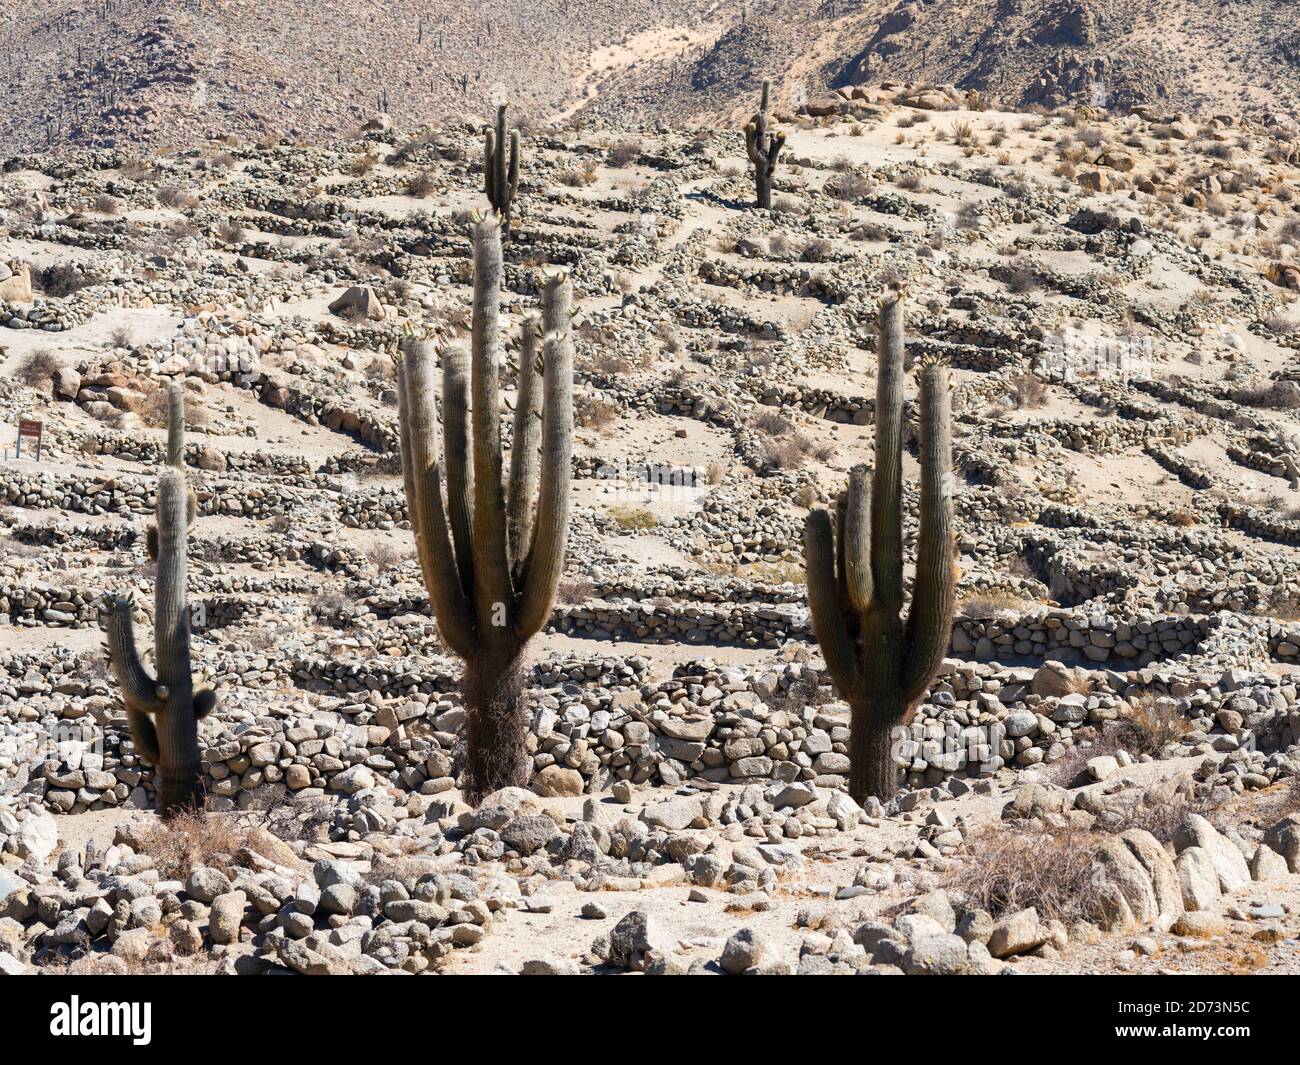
xmin=745 ymin=79 xmax=785 ymax=210
xmin=146 ymin=382 xmax=197 ymax=561
xmin=105 ymin=463 xmax=215 ymax=818
xmin=484 ymin=103 xmax=521 ymax=238
xmin=803 ymin=292 xmax=956 ymax=802
xmin=396 ymin=210 xmax=572 ymax=800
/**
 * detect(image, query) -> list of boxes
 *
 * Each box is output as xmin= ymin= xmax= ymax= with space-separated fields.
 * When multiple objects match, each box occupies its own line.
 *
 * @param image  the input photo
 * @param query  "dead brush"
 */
xmin=1114 ymin=692 xmax=1192 ymax=756
xmin=13 ymin=348 xmax=60 ymax=389
xmin=135 ymin=811 xmax=253 ymax=881
xmin=947 ymin=824 xmax=1102 ymax=922
xmin=1006 ymin=371 xmax=1046 ymax=409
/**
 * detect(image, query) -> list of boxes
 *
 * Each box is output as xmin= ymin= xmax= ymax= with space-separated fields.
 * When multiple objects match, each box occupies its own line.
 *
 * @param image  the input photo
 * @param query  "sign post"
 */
xmin=16 ymin=418 xmax=43 ymax=461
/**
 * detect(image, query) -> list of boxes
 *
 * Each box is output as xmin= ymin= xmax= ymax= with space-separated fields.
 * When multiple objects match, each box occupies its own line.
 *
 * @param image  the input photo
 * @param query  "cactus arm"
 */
xmin=843 ymin=464 xmax=873 ymax=613
xmin=484 ymin=129 xmax=497 ymax=201
xmin=126 ymin=707 xmax=160 ymax=764
xmin=399 ymin=341 xmax=478 ymax=658
xmin=745 ymin=122 xmax=764 ymax=166
xmin=515 ymin=273 xmax=574 ymax=640
xmin=871 ymin=294 xmax=907 ymax=612
xmin=193 ymin=686 xmax=217 ymax=719
xmin=507 ymin=317 xmax=542 ymax=576
xmin=506 ymin=129 xmax=520 ymax=201
xmin=104 ymin=594 xmax=159 ymax=712
xmin=494 ymin=106 xmax=508 ymax=214
xmin=902 ymin=358 xmax=957 ymax=703
xmin=767 ymin=131 xmax=785 ymax=172
xmin=468 ymin=213 xmax=516 ymax=628
xmin=441 ymin=344 xmax=476 ymax=595
xmin=760 ymin=78 xmax=770 ymax=112
xmin=396 ymin=353 xmax=422 ymax=544
xmin=152 ymin=469 xmax=192 ymax=696
xmin=165 ymin=382 xmax=184 ymax=467
xmin=804 ymin=509 xmax=861 ymax=694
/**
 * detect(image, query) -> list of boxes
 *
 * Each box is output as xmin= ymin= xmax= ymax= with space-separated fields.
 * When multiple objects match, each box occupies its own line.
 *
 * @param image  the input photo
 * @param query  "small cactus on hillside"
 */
xmin=484 ymin=104 xmax=521 ymax=237
xmin=745 ymin=79 xmax=785 ymax=210
xmin=395 ymin=211 xmax=573 ymax=800
xmin=803 ymin=292 xmax=956 ymax=802
xmin=105 ymin=457 xmax=214 ymax=818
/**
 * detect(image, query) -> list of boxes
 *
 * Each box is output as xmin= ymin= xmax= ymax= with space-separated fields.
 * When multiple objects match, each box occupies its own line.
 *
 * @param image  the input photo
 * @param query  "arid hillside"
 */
xmin=2 ymin=84 xmax=1300 ymax=976
xmin=3 ymin=1 xmax=1299 ymax=155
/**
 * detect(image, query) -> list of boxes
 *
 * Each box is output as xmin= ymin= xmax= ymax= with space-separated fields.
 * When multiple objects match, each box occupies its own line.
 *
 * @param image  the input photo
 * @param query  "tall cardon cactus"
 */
xmin=396 ymin=210 xmax=572 ymax=800
xmin=745 ymin=79 xmax=785 ymax=210
xmin=105 ymin=395 xmax=215 ymax=816
xmin=484 ymin=104 xmax=520 ymax=238
xmin=803 ymin=293 xmax=956 ymax=802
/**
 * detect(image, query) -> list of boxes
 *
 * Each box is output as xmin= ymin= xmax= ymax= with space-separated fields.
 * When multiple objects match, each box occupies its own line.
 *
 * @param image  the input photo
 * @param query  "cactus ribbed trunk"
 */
xmin=397 ymin=212 xmax=573 ymax=803
xmin=462 ymin=646 xmax=528 ymax=795
xmin=745 ymin=79 xmax=784 ymax=211
xmin=848 ymin=699 xmax=902 ymax=803
xmin=484 ymin=103 xmax=520 ymax=238
xmin=803 ymin=292 xmax=956 ymax=804
xmin=105 ymin=385 xmax=215 ymax=819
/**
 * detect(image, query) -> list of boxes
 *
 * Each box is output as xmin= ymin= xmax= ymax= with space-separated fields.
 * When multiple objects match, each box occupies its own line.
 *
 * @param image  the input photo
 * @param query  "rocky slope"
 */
xmin=1 ymin=85 xmax=1300 ymax=975
xmin=5 ymin=2 xmax=1300 ymax=154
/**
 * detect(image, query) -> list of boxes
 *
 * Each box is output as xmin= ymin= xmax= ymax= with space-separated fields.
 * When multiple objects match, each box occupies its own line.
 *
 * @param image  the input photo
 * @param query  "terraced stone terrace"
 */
xmin=2 ymin=86 xmax=1300 ymax=977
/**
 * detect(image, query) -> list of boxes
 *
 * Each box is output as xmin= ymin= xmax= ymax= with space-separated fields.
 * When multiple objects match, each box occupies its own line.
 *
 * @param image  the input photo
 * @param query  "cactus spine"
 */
xmin=745 ymin=79 xmax=785 ymax=210
xmin=803 ymin=293 xmax=956 ymax=802
xmin=484 ymin=104 xmax=520 ymax=238
xmin=105 ymin=387 xmax=215 ymax=817
xmin=396 ymin=211 xmax=572 ymax=800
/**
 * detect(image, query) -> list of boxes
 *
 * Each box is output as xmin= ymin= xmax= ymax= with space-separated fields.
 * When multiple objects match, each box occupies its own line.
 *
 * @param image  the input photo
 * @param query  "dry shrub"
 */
xmin=576 ymin=396 xmax=619 ymax=431
xmin=407 ymin=171 xmax=438 ymax=197
xmin=948 ymin=824 xmax=1100 ymax=922
xmin=1005 ymin=266 xmax=1041 ymax=294
xmin=828 ymin=171 xmax=872 ymax=201
xmin=216 ymin=220 xmax=246 ymax=245
xmin=261 ymin=795 xmax=335 ymax=844
xmin=1115 ymin=790 xmax=1214 ymax=843
xmin=557 ymin=577 xmax=595 ymax=604
xmin=607 ymin=140 xmax=642 ymax=167
xmin=137 ymin=811 xmax=252 ymax=881
xmin=13 ymin=348 xmax=60 ymax=388
xmin=1236 ymin=380 xmax=1300 ymax=410
xmin=348 ymin=153 xmax=379 ymax=177
xmin=158 ymin=185 xmax=199 ymax=209
xmin=366 ymin=542 xmax=410 ymax=571
xmin=958 ymin=589 xmax=1032 ymax=618
xmin=751 ymin=409 xmax=793 ymax=437
xmin=607 ymin=505 xmax=658 ymax=530
xmin=1114 ymin=693 xmax=1192 ymax=755
xmin=557 ymin=164 xmax=598 ymax=188
xmin=93 ymin=193 xmax=122 ymax=215
xmin=1007 ymin=372 xmax=1046 ymax=409
xmin=757 ymin=434 xmax=818 ymax=470
xmin=33 ymin=261 xmax=102 ymax=296
xmin=802 ymin=237 xmax=834 ymax=262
